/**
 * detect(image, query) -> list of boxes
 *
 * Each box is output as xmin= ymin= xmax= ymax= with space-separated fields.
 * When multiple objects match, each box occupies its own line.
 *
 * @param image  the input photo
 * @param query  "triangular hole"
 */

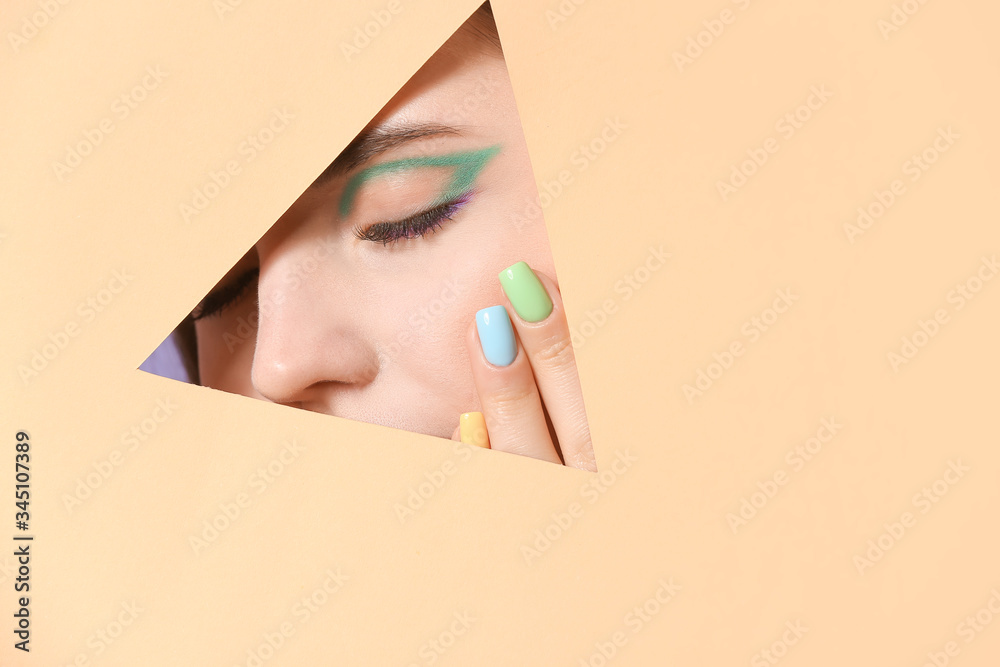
xmin=141 ymin=2 xmax=596 ymax=470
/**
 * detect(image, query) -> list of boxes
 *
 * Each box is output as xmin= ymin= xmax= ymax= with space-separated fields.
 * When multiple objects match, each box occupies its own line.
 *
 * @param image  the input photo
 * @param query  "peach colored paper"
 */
xmin=2 ymin=0 xmax=999 ymax=664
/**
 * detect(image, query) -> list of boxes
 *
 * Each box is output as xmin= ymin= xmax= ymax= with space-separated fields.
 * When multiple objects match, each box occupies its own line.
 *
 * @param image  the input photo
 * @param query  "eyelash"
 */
xmin=191 ymin=194 xmax=472 ymax=320
xmin=190 ymin=268 xmax=259 ymax=321
xmin=353 ymin=192 xmax=472 ymax=246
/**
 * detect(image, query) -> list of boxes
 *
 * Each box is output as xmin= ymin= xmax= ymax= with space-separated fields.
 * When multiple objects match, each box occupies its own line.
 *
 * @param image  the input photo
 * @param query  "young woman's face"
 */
xmin=191 ymin=23 xmax=555 ymax=440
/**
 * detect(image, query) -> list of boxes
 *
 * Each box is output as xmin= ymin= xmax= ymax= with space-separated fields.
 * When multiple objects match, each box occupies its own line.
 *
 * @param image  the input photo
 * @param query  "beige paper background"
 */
xmin=2 ymin=0 xmax=999 ymax=664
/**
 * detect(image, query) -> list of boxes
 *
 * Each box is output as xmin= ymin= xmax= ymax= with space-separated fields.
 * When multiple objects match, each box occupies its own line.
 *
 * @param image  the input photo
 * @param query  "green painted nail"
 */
xmin=498 ymin=261 xmax=553 ymax=323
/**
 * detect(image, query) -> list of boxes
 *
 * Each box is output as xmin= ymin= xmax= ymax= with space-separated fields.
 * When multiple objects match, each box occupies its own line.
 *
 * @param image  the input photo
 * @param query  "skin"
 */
xmin=191 ymin=12 xmax=596 ymax=471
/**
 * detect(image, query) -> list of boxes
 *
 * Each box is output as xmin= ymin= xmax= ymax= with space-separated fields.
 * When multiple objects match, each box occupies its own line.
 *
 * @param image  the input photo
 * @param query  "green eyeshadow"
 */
xmin=338 ymin=144 xmax=501 ymax=217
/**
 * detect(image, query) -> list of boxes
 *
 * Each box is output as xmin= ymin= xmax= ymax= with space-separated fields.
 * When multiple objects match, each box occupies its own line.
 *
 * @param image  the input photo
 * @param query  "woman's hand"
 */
xmin=452 ymin=261 xmax=597 ymax=471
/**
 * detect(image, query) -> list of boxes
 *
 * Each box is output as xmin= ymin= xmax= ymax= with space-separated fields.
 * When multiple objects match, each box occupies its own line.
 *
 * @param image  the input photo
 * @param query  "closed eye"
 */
xmin=353 ymin=192 xmax=473 ymax=246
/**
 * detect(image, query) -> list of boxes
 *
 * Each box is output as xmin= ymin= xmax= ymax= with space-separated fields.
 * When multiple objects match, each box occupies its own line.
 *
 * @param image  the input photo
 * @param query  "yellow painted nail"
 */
xmin=459 ymin=412 xmax=490 ymax=448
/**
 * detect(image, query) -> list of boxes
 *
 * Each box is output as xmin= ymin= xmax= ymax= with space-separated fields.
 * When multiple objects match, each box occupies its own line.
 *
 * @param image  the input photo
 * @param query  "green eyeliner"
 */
xmin=338 ymin=144 xmax=501 ymax=217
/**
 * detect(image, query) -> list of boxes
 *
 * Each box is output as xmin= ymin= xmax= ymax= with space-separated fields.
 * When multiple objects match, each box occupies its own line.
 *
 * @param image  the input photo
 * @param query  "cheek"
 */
xmin=373 ymin=252 xmax=504 ymax=407
xmin=480 ymin=154 xmax=558 ymax=272
xmin=375 ymin=179 xmax=559 ymax=380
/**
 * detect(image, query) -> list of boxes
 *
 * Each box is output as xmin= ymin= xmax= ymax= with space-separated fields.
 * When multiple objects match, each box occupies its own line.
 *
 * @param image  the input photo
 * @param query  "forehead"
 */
xmin=365 ymin=27 xmax=509 ymax=130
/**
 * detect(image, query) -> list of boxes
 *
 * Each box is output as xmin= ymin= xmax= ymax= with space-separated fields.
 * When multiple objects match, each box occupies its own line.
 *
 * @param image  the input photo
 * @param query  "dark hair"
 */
xmin=467 ymin=2 xmax=503 ymax=54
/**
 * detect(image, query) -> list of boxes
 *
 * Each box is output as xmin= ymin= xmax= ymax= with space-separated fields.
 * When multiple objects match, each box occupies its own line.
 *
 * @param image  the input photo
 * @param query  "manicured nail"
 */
xmin=498 ymin=261 xmax=553 ymax=323
xmin=475 ymin=305 xmax=517 ymax=366
xmin=459 ymin=412 xmax=490 ymax=448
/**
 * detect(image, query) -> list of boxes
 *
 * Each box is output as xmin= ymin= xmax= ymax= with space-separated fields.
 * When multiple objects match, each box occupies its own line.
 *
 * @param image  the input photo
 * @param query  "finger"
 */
xmin=451 ymin=424 xmax=462 ymax=442
xmin=465 ymin=306 xmax=561 ymax=465
xmin=458 ymin=412 xmax=491 ymax=448
xmin=498 ymin=261 xmax=597 ymax=471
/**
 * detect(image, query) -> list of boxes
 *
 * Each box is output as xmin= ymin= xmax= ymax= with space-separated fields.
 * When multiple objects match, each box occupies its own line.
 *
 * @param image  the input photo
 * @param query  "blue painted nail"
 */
xmin=475 ymin=305 xmax=517 ymax=367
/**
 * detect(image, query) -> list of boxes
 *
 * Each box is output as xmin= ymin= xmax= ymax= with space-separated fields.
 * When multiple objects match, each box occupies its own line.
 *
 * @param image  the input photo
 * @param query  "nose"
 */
xmin=249 ymin=223 xmax=379 ymax=408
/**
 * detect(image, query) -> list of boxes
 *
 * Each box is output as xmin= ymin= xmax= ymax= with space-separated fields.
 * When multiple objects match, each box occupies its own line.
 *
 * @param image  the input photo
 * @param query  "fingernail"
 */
xmin=460 ymin=412 xmax=490 ymax=448
xmin=475 ymin=305 xmax=517 ymax=367
xmin=498 ymin=261 xmax=553 ymax=323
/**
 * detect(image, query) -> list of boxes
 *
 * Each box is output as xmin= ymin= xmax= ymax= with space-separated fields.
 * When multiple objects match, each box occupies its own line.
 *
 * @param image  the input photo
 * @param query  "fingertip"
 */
xmin=459 ymin=411 xmax=490 ymax=448
xmin=498 ymin=261 xmax=554 ymax=323
xmin=472 ymin=304 xmax=518 ymax=368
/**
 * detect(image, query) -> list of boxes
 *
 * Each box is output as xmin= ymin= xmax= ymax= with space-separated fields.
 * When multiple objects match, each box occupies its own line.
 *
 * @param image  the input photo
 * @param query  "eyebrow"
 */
xmin=309 ymin=122 xmax=463 ymax=189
